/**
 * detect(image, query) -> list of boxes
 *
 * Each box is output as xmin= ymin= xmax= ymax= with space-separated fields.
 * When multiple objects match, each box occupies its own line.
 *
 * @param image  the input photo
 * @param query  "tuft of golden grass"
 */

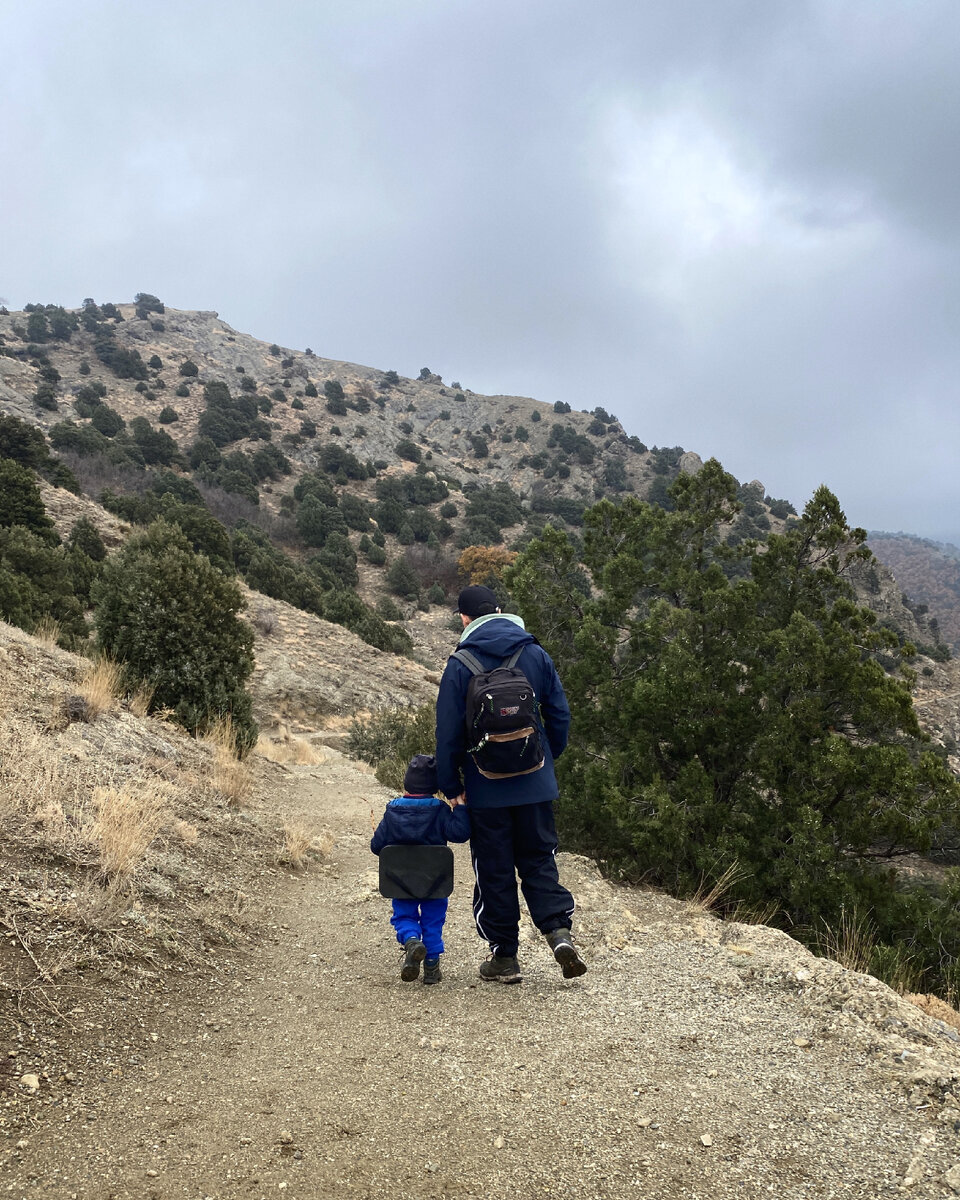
xmin=815 ymin=906 xmax=874 ymax=975
xmin=78 ymin=656 xmax=124 ymax=720
xmin=91 ymin=780 xmax=173 ymax=880
xmin=32 ymin=615 xmax=62 ymax=649
xmin=276 ymin=822 xmax=335 ymax=869
xmin=168 ymin=817 xmax=199 ymax=845
xmin=204 ymin=716 xmax=252 ymax=806
xmin=688 ymin=862 xmax=748 ymax=914
xmin=255 ymin=734 xmax=327 ymax=766
xmin=726 ymin=897 xmax=781 ymax=927
xmin=1 ymin=729 xmax=80 ymax=817
xmin=127 ymin=681 xmax=155 ymax=719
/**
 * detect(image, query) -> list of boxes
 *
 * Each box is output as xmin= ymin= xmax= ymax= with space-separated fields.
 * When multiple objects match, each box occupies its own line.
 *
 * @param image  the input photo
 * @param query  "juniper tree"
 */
xmin=93 ymin=520 xmax=256 ymax=747
xmin=508 ymin=459 xmax=960 ymax=992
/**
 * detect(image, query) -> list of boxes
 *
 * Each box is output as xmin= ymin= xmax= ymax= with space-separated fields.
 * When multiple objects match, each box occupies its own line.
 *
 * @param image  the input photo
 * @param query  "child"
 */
xmin=370 ymin=754 xmax=470 ymax=984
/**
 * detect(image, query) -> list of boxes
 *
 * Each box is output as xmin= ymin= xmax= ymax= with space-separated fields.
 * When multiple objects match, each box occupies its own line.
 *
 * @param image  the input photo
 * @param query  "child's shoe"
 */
xmin=400 ymin=937 xmax=426 ymax=981
xmin=422 ymin=956 xmax=442 ymax=985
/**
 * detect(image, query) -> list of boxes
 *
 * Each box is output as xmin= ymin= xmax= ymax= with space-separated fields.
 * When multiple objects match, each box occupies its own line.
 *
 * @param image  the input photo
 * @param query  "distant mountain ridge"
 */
xmin=867 ymin=532 xmax=960 ymax=653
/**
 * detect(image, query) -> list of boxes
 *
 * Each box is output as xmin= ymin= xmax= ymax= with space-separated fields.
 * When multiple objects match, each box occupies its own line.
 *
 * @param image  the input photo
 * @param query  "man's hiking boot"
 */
xmin=479 ymin=953 xmax=522 ymax=985
xmin=400 ymin=937 xmax=426 ymax=981
xmin=422 ymin=956 xmax=442 ymax=985
xmin=546 ymin=928 xmax=587 ymax=979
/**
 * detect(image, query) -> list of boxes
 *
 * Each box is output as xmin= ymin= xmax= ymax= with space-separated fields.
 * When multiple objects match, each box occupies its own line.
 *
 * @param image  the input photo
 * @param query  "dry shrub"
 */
xmin=78 ymin=656 xmax=124 ymax=720
xmin=277 ymin=822 xmax=335 ymax=869
xmin=32 ymin=615 xmax=62 ymax=649
xmin=127 ymin=682 xmax=155 ymax=719
xmin=204 ymin=716 xmax=252 ymax=806
xmin=457 ymin=544 xmax=517 ymax=586
xmin=251 ymin=606 xmax=277 ymax=636
xmin=91 ymin=781 xmax=173 ymax=880
xmin=71 ymin=880 xmax=129 ymax=930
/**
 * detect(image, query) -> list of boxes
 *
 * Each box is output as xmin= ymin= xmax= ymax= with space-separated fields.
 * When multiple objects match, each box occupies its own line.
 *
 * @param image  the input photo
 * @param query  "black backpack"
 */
xmin=450 ymin=646 xmax=545 ymax=780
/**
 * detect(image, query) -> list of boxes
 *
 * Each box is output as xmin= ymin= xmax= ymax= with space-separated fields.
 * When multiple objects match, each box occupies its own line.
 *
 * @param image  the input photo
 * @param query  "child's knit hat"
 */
xmin=403 ymin=754 xmax=438 ymax=796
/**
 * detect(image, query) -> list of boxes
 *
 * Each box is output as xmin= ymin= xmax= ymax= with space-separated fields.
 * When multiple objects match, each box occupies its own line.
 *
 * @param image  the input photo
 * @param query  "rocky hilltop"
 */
xmin=1 ymin=297 xmax=955 ymax=751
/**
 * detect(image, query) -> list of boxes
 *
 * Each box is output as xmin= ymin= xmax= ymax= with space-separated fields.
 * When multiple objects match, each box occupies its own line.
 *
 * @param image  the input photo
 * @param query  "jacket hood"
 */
xmin=458 ymin=613 xmax=536 ymax=658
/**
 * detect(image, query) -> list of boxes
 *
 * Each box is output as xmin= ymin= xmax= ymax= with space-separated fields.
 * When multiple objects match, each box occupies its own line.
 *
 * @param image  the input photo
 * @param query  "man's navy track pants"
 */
xmin=468 ymin=800 xmax=575 ymax=959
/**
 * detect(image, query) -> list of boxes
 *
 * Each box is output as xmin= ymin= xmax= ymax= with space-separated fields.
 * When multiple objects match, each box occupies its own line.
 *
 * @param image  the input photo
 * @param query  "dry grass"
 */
xmin=168 ymin=817 xmax=199 ymax=845
xmin=727 ymin=897 xmax=781 ymax=926
xmin=0 ymin=729 xmax=84 ymax=821
xmin=905 ymin=992 xmax=960 ymax=1033
xmin=126 ymin=681 xmax=155 ymax=719
xmin=815 ymin=906 xmax=874 ymax=975
xmin=32 ymin=615 xmax=62 ymax=648
xmin=0 ymin=721 xmax=178 ymax=884
xmin=70 ymin=880 xmax=130 ymax=931
xmin=688 ymin=862 xmax=748 ymax=914
xmin=276 ymin=822 xmax=335 ymax=869
xmin=90 ymin=781 xmax=173 ymax=880
xmin=78 ymin=656 xmax=124 ymax=720
xmin=203 ymin=716 xmax=253 ymax=806
xmin=255 ymin=734 xmax=327 ymax=766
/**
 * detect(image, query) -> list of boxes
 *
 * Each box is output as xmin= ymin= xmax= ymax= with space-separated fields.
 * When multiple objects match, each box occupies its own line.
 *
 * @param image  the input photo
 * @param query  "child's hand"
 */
xmin=448 ymin=793 xmax=466 ymax=807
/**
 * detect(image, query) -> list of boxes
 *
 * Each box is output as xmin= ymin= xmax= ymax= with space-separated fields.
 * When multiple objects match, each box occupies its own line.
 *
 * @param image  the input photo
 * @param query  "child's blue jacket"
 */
xmin=370 ymin=796 xmax=470 ymax=855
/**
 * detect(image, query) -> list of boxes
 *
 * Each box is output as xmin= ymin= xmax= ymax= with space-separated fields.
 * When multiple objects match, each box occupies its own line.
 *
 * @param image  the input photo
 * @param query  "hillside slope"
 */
xmin=868 ymin=532 xmax=960 ymax=654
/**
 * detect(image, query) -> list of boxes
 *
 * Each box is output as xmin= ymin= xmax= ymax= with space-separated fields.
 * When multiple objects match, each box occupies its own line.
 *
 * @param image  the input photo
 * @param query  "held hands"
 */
xmin=444 ymin=793 xmax=466 ymax=808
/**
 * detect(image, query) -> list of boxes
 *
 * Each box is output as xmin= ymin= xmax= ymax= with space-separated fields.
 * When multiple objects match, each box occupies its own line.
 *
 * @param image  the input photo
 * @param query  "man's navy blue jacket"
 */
xmin=369 ymin=795 xmax=470 ymax=854
xmin=435 ymin=614 xmax=571 ymax=809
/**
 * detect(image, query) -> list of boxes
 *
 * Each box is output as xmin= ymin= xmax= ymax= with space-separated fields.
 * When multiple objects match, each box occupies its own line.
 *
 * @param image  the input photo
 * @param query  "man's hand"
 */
xmin=445 ymin=793 xmax=466 ymax=808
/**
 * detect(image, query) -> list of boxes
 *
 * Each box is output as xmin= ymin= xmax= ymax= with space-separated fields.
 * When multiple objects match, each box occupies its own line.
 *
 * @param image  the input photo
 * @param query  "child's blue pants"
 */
xmin=390 ymin=898 xmax=448 ymax=957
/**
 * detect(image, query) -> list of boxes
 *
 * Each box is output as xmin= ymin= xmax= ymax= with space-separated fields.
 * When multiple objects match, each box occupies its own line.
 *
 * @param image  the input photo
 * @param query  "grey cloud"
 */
xmin=2 ymin=0 xmax=958 ymax=542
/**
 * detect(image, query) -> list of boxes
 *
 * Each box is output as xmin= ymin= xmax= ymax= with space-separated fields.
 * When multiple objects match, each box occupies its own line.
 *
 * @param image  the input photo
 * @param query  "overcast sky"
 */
xmin=2 ymin=1 xmax=958 ymax=543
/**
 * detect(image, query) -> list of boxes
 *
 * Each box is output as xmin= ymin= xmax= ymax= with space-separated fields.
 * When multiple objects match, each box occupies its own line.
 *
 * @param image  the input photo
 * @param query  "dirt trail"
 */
xmin=7 ymin=749 xmax=960 ymax=1200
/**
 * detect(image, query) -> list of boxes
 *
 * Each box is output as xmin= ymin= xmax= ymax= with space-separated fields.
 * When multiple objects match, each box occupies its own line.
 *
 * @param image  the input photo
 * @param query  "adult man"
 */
xmin=435 ymin=584 xmax=586 ymax=984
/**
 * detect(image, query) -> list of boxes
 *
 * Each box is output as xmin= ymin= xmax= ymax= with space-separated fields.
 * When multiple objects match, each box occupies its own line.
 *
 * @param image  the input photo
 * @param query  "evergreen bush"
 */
xmin=346 ymin=703 xmax=435 ymax=791
xmin=508 ymin=462 xmax=960 ymax=998
xmin=94 ymin=520 xmax=256 ymax=747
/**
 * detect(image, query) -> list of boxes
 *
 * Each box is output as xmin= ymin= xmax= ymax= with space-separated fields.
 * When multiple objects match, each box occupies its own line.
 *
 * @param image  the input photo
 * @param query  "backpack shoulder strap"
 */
xmin=502 ymin=647 xmax=525 ymax=669
xmin=450 ymin=648 xmax=486 ymax=676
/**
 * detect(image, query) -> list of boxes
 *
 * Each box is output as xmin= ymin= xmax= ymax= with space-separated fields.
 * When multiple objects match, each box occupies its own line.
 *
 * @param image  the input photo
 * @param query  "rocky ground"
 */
xmin=4 ymin=736 xmax=960 ymax=1199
